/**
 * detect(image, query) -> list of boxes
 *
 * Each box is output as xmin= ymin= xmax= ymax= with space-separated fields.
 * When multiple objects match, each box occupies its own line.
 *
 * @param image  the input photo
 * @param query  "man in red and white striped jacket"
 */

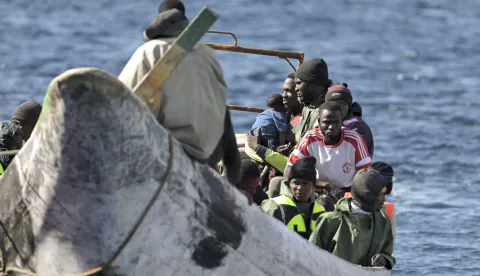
xmin=285 ymin=102 xmax=372 ymax=193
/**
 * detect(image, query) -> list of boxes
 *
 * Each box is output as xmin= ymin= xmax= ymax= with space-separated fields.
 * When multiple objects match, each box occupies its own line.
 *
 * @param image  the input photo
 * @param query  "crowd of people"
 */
xmin=235 ymin=58 xmax=396 ymax=269
xmin=0 ymin=0 xmax=397 ymax=271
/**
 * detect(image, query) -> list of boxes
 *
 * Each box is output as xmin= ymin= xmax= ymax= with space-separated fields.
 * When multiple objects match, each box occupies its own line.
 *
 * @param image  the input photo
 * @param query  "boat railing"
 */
xmin=204 ymin=30 xmax=304 ymax=113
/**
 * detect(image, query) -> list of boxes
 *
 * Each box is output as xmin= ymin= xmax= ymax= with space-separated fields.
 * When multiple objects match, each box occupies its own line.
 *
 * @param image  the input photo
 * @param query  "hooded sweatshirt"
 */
xmin=309 ymin=169 xmax=395 ymax=269
xmin=308 ymin=197 xmax=395 ymax=268
xmin=118 ymin=9 xmax=228 ymax=163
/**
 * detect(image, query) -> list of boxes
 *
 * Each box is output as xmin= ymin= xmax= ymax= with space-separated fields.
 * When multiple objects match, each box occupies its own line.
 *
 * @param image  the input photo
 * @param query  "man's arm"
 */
xmin=260 ymin=199 xmax=283 ymax=221
xmin=245 ymin=129 xmax=288 ymax=173
xmin=220 ymin=107 xmax=241 ymax=185
xmin=308 ymin=213 xmax=338 ymax=252
xmin=353 ymin=122 xmax=374 ymax=157
xmin=371 ymin=214 xmax=396 ymax=269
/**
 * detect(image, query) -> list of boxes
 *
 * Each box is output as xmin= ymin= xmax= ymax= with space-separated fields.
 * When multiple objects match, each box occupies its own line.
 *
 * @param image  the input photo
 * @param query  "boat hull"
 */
xmin=0 ymin=68 xmax=390 ymax=276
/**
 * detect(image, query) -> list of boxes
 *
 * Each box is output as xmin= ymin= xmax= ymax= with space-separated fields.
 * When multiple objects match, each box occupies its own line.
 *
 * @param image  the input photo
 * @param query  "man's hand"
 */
xmin=277 ymin=142 xmax=292 ymax=156
xmin=246 ymin=127 xmax=261 ymax=151
xmin=371 ymin=254 xmax=387 ymax=267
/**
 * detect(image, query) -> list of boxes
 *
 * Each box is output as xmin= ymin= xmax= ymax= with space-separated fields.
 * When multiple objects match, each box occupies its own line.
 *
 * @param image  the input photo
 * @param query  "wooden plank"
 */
xmin=132 ymin=7 xmax=219 ymax=116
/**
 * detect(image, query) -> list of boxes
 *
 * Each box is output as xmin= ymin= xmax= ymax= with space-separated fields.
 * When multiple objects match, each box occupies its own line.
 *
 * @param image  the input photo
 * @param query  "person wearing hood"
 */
xmin=309 ymin=168 xmax=396 ymax=270
xmin=324 ymin=83 xmax=374 ymax=156
xmin=11 ymin=99 xmax=42 ymax=142
xmin=261 ymin=156 xmax=325 ymax=239
xmin=118 ymin=0 xmax=240 ymax=185
xmin=0 ymin=120 xmax=23 ymax=175
xmin=293 ymin=58 xmax=332 ymax=143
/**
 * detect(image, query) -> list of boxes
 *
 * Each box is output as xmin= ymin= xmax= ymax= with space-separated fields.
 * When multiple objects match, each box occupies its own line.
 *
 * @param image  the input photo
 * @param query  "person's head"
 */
xmin=293 ymin=58 xmax=331 ymax=105
xmin=267 ymin=93 xmax=286 ymax=113
xmin=371 ymin=162 xmax=394 ymax=202
xmin=11 ymin=99 xmax=42 ymax=141
xmin=325 ymin=83 xmax=352 ymax=120
xmin=238 ymin=160 xmax=261 ymax=196
xmin=351 ymin=167 xmax=387 ymax=212
xmin=318 ymin=102 xmax=343 ymax=145
xmin=158 ymin=0 xmax=185 ymax=14
xmin=282 ymin=73 xmax=301 ymax=110
xmin=0 ymin=120 xmax=23 ymax=167
xmin=351 ymin=102 xmax=362 ymax=117
xmin=288 ymin=156 xmax=316 ymax=202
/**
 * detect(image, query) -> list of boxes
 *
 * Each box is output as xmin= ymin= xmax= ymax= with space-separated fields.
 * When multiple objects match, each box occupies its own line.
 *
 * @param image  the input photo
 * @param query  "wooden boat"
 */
xmin=0 ymin=23 xmax=391 ymax=274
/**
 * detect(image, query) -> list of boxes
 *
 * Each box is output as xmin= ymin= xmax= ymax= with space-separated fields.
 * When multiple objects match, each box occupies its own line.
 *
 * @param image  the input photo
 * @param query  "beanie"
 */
xmin=12 ymin=99 xmax=42 ymax=127
xmin=371 ymin=162 xmax=394 ymax=195
xmin=158 ymin=0 xmax=185 ymax=14
xmin=351 ymin=168 xmax=387 ymax=213
xmin=293 ymin=58 xmax=330 ymax=85
xmin=325 ymin=83 xmax=353 ymax=107
xmin=351 ymin=102 xmax=362 ymax=117
xmin=288 ymin=156 xmax=317 ymax=183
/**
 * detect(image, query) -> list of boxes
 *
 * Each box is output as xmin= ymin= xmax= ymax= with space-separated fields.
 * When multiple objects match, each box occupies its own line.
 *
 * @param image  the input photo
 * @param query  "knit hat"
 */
xmin=158 ymin=0 xmax=185 ymax=14
xmin=325 ymin=83 xmax=353 ymax=107
xmin=293 ymin=58 xmax=330 ymax=85
xmin=351 ymin=168 xmax=387 ymax=213
xmin=11 ymin=99 xmax=42 ymax=127
xmin=288 ymin=156 xmax=317 ymax=183
xmin=351 ymin=102 xmax=362 ymax=117
xmin=371 ymin=162 xmax=394 ymax=195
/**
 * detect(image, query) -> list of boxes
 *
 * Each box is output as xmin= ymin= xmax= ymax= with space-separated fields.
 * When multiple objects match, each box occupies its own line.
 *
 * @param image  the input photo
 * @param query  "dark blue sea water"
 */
xmin=1 ymin=0 xmax=479 ymax=275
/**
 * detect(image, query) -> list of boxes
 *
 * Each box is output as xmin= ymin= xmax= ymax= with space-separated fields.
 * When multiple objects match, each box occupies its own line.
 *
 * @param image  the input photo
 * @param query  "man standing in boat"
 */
xmin=324 ymin=83 xmax=375 ymax=156
xmin=309 ymin=167 xmax=396 ymax=270
xmin=293 ymin=58 xmax=332 ymax=143
xmin=261 ymin=156 xmax=325 ymax=239
xmin=118 ymin=0 xmax=241 ymax=185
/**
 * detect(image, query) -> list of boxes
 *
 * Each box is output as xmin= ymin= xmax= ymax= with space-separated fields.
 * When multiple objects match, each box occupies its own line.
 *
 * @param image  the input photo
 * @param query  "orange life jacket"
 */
xmin=343 ymin=192 xmax=394 ymax=219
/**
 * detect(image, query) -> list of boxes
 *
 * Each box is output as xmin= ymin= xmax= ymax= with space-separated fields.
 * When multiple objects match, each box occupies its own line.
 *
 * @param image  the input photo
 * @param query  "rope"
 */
xmin=1 ymin=132 xmax=175 ymax=276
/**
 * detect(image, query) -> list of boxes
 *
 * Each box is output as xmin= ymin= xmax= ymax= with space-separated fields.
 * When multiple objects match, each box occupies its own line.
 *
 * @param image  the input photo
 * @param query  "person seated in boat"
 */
xmin=243 ymin=73 xmax=303 ymax=175
xmin=283 ymin=73 xmax=303 ymax=137
xmin=372 ymin=162 xmax=396 ymax=247
xmin=343 ymin=161 xmax=397 ymax=248
xmin=11 ymin=99 xmax=42 ymax=142
xmin=118 ymin=0 xmax=240 ymax=185
xmin=293 ymin=58 xmax=332 ymax=143
xmin=285 ymin=101 xmax=372 ymax=198
xmin=324 ymin=83 xmax=374 ymax=156
xmin=261 ymin=156 xmax=325 ymax=239
xmin=250 ymin=93 xmax=289 ymax=150
xmin=237 ymin=159 xmax=268 ymax=206
xmin=0 ymin=120 xmax=23 ymax=175
xmin=250 ymin=93 xmax=289 ymax=183
xmin=309 ymin=168 xmax=396 ymax=270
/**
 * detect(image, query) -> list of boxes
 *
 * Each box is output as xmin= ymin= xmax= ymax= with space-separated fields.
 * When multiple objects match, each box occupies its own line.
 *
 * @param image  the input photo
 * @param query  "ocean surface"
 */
xmin=1 ymin=0 xmax=479 ymax=275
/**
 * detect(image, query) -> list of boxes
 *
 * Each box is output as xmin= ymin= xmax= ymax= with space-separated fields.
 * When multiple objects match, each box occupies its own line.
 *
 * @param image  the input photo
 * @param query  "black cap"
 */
xmin=159 ymin=0 xmax=185 ymax=14
xmin=293 ymin=58 xmax=330 ymax=85
xmin=289 ymin=156 xmax=317 ymax=183
xmin=351 ymin=168 xmax=387 ymax=213
xmin=371 ymin=162 xmax=394 ymax=195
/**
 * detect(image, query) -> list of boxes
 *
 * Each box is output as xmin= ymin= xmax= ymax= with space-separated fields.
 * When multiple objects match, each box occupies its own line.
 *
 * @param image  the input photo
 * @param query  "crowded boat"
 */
xmin=0 ymin=1 xmax=396 ymax=275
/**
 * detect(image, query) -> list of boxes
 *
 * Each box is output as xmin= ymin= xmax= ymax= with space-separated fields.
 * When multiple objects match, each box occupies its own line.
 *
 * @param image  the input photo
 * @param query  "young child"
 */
xmin=250 ymin=93 xmax=289 ymax=150
xmin=250 ymin=93 xmax=289 ymax=186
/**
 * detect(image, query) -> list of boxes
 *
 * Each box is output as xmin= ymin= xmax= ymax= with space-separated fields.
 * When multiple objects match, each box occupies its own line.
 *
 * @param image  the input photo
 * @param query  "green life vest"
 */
xmin=0 ymin=163 xmax=4 ymax=175
xmin=272 ymin=195 xmax=325 ymax=239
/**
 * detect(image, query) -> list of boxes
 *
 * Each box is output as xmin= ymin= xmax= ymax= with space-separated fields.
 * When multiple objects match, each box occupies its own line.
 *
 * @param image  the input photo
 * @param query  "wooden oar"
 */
xmin=132 ymin=7 xmax=219 ymax=117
